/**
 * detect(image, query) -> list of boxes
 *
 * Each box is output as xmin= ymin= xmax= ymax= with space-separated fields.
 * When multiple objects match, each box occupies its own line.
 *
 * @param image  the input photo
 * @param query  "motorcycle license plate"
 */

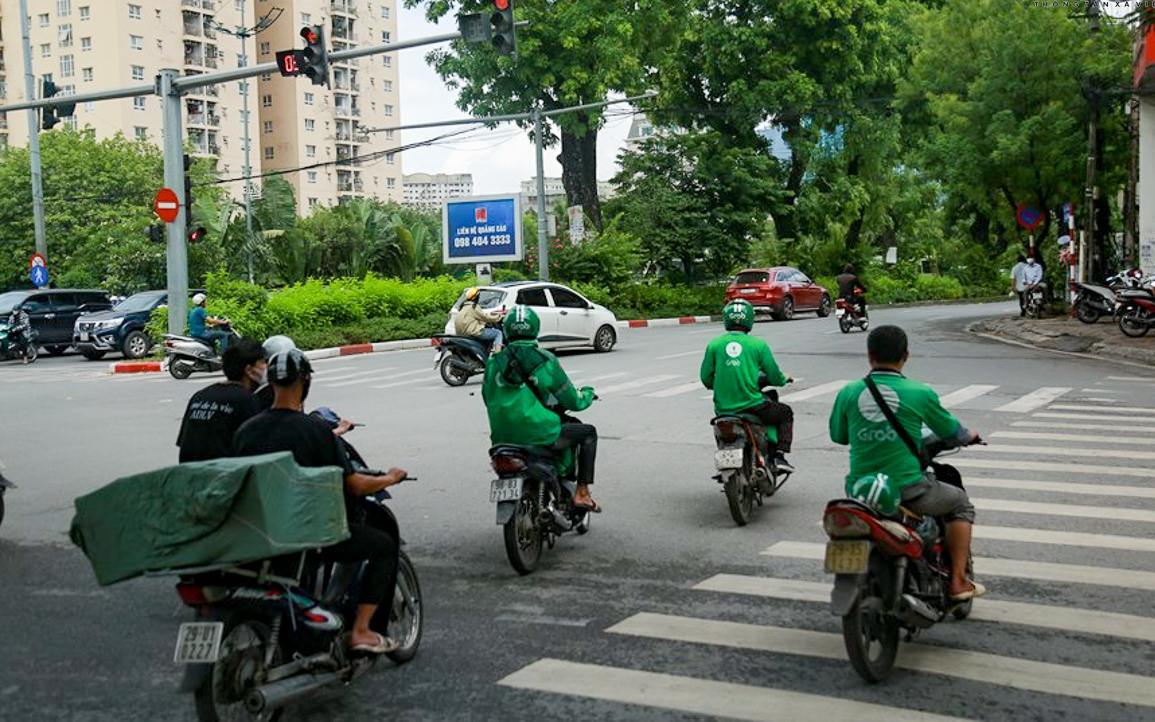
xmin=835 ymin=308 xmax=845 ymax=317
xmin=714 ymin=448 xmax=743 ymax=470
xmin=173 ymin=621 xmax=224 ymax=664
xmin=490 ymin=476 xmax=523 ymax=503
xmin=824 ymin=540 xmax=871 ymax=574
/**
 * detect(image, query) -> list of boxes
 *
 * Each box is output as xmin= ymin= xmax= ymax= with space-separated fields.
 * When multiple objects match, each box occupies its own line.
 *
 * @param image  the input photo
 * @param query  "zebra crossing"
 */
xmin=494 ymin=378 xmax=1155 ymax=720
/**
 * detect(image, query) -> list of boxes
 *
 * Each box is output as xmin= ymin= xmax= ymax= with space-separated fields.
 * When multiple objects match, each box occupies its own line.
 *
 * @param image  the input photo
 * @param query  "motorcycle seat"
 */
xmin=711 ymin=413 xmax=764 ymax=426
xmin=489 ymin=444 xmax=557 ymax=461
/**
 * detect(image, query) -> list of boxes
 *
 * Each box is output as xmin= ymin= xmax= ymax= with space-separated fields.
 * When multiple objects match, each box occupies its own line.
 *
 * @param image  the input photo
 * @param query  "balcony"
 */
xmin=331 ymin=0 xmax=357 ymax=14
xmin=205 ymin=56 xmax=218 ymax=69
xmin=183 ymin=18 xmax=203 ymax=36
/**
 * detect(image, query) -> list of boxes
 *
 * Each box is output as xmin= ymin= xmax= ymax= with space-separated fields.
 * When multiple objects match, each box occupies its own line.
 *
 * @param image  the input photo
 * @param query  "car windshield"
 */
xmin=0 ymin=292 xmax=26 ymax=315
xmin=733 ymin=272 xmax=769 ymax=285
xmin=113 ymin=292 xmax=163 ymax=313
xmin=456 ymin=288 xmax=506 ymax=311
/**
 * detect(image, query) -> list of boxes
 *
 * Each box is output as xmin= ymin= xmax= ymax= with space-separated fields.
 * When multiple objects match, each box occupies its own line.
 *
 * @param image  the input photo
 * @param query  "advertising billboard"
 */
xmin=442 ymin=194 xmax=523 ymax=264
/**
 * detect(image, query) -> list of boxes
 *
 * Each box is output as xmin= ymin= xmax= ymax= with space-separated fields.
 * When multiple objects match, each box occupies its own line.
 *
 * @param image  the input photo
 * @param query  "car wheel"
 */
xmin=121 ymin=331 xmax=151 ymax=359
xmin=774 ymin=297 xmax=795 ymax=321
xmin=45 ymin=345 xmax=69 ymax=356
xmin=816 ymin=295 xmax=832 ymax=317
xmin=593 ymin=325 xmax=616 ymax=353
xmin=81 ymin=349 xmax=107 ymax=361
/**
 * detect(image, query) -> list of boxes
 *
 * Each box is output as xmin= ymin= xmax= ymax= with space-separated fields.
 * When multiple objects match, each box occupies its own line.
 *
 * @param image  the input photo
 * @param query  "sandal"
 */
xmin=573 ymin=498 xmax=602 ymax=514
xmin=349 ymin=632 xmax=399 ymax=655
xmin=948 ymin=581 xmax=987 ymax=602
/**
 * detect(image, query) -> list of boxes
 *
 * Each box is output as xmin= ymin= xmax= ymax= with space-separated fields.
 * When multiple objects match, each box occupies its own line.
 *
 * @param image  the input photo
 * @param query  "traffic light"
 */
xmin=147 ymin=224 xmax=164 ymax=243
xmin=188 ymin=226 xmax=207 ymax=244
xmin=183 ymin=153 xmax=195 ymax=228
xmin=299 ymin=26 xmax=329 ymax=87
xmin=490 ymin=0 xmax=516 ymax=57
xmin=40 ymin=78 xmax=77 ymax=130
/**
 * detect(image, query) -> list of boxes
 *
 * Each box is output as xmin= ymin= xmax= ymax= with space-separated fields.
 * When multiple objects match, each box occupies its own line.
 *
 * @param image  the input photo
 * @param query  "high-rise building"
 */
xmin=0 ymin=0 xmax=402 ymax=213
xmin=402 ymin=171 xmax=472 ymax=211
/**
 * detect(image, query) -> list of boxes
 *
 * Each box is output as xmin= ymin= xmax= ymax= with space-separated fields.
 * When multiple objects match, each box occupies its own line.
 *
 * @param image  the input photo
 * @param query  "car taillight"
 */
xmin=491 ymin=456 xmax=527 ymax=473
xmin=823 ymin=509 xmax=872 ymax=538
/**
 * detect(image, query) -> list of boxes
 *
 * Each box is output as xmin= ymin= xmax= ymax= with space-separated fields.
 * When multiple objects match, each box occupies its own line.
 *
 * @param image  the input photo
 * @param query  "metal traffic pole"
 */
xmin=159 ymin=70 xmax=189 ymax=337
xmin=534 ymin=106 xmax=549 ymax=280
xmin=18 ymin=0 xmax=47 ymax=267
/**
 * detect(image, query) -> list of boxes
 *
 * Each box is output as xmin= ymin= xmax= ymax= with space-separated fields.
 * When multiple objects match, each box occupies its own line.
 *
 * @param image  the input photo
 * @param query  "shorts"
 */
xmin=901 ymin=470 xmax=976 ymax=523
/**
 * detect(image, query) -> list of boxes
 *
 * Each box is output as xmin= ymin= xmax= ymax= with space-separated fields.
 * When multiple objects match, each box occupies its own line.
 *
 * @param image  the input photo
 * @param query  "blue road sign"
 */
xmin=30 ymin=264 xmax=48 ymax=287
xmin=442 ymin=194 xmax=523 ymax=264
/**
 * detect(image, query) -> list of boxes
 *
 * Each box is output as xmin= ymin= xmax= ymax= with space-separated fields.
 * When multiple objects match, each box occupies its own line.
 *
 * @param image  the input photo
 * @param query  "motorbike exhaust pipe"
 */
xmin=900 ymin=593 xmax=941 ymax=627
xmin=550 ymin=508 xmax=573 ymax=531
xmin=244 ymin=670 xmax=342 ymax=715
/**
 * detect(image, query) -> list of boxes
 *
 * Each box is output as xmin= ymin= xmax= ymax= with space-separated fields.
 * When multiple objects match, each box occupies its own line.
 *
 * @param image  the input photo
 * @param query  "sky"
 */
xmin=395 ymin=6 xmax=637 ymax=196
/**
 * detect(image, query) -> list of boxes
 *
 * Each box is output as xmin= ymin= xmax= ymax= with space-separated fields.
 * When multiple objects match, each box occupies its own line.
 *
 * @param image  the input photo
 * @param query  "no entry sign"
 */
xmin=154 ymin=187 xmax=180 ymax=223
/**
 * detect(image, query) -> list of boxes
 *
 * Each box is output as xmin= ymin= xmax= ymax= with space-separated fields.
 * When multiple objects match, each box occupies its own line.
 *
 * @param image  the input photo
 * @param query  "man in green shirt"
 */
xmin=482 ymin=305 xmax=600 ymax=512
xmin=828 ymin=325 xmax=984 ymax=601
xmin=701 ymin=299 xmax=795 ymax=472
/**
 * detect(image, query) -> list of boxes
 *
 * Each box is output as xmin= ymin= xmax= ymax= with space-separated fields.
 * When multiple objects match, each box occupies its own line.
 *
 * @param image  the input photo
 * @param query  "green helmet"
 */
xmin=723 ymin=299 xmax=755 ymax=332
xmin=847 ymin=473 xmax=901 ymax=516
xmin=503 ymin=304 xmax=540 ymax=341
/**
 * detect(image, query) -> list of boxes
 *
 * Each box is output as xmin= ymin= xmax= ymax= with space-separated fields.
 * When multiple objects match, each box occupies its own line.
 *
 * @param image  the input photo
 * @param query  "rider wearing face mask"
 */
xmin=175 ymin=338 xmax=267 ymax=462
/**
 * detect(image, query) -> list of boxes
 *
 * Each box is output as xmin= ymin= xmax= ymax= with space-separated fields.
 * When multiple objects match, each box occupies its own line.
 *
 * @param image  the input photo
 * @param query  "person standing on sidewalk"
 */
xmin=1010 ymin=255 xmax=1028 ymax=316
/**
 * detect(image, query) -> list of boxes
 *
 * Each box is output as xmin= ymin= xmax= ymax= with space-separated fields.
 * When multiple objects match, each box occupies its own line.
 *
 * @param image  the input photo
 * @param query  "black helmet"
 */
xmin=267 ymin=348 xmax=312 ymax=385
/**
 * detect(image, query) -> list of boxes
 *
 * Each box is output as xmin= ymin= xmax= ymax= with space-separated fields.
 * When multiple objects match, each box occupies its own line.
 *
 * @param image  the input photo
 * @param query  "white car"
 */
xmin=445 ymin=281 xmax=619 ymax=352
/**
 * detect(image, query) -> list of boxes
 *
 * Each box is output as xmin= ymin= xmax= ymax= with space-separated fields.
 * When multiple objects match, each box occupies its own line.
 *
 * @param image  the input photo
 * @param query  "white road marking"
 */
xmin=1031 ymin=411 xmax=1155 ymax=422
xmin=779 ymin=380 xmax=848 ymax=403
xmin=642 ymin=382 xmax=705 ymax=398
xmin=938 ymin=384 xmax=999 ymax=408
xmin=972 ymin=498 xmax=1155 ymax=524
xmin=1107 ymin=376 xmax=1155 ymax=382
xmin=951 ymin=458 xmax=1155 ymax=479
xmin=372 ymin=378 xmax=427 ymax=389
xmin=570 ymin=372 xmax=627 ymax=384
xmin=992 ymin=387 xmax=1071 ymax=413
xmin=971 ymin=443 xmax=1155 ymax=462
xmin=991 ymin=430 xmax=1155 ymax=446
xmin=762 ymin=541 xmax=1155 ymax=591
xmin=376 ymin=369 xmax=432 ymax=380
xmin=498 ymin=659 xmax=967 ymax=722
xmin=316 ymin=369 xmax=398 ymax=386
xmin=597 ymin=374 xmax=681 ymax=395
xmin=965 ymin=477 xmax=1155 ymax=500
xmin=1047 ymin=403 xmax=1155 ymax=415
xmin=608 ymin=613 xmax=1155 ymax=709
xmin=693 ymin=575 xmax=1155 ymax=642
xmin=1083 ymin=397 xmax=1123 ymax=402
xmin=1011 ymin=419 xmax=1155 ymax=433
xmin=314 ymin=368 xmax=395 ymax=383
xmin=975 ymin=524 xmax=1155 ymax=552
xmin=655 ymin=350 xmax=701 ymax=360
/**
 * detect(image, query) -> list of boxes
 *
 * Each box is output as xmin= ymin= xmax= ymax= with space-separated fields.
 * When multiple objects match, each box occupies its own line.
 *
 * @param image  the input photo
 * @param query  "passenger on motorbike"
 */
xmin=188 ymin=293 xmax=230 ymax=355
xmin=828 ymin=325 xmax=985 ymax=601
xmin=6 ymin=307 xmax=33 ymax=364
xmin=701 ymin=299 xmax=796 ymax=472
xmin=233 ymin=348 xmax=408 ymax=655
xmin=455 ymin=287 xmax=505 ymax=355
xmin=175 ymin=338 xmax=266 ymax=462
xmin=835 ymin=264 xmax=867 ymax=318
xmin=482 ymin=305 xmax=601 ymax=512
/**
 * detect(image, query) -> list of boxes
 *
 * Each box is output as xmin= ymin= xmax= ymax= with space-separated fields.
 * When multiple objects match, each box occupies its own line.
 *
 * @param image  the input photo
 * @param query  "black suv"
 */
xmin=0 ymin=289 xmax=112 ymax=355
xmin=74 ymin=290 xmax=165 ymax=360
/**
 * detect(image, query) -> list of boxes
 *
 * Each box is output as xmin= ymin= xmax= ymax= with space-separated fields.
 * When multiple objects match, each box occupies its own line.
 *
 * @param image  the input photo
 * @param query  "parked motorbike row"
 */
xmin=1071 ymin=269 xmax=1155 ymax=337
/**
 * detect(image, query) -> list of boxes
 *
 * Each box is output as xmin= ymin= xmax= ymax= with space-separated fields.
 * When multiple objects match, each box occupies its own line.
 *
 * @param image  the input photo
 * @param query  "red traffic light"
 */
xmin=300 ymin=26 xmax=319 ymax=44
xmin=494 ymin=0 xmax=510 ymax=9
xmin=188 ymin=226 xmax=207 ymax=243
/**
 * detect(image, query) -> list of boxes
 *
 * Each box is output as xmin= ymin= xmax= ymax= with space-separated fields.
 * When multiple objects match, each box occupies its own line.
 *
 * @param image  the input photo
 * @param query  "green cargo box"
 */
xmin=70 ymin=452 xmax=349 ymax=586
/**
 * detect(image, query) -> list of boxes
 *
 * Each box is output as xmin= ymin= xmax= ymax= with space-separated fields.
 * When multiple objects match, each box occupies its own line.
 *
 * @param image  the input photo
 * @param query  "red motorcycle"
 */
xmin=835 ymin=289 xmax=868 ymax=333
xmin=1117 ymin=292 xmax=1155 ymax=338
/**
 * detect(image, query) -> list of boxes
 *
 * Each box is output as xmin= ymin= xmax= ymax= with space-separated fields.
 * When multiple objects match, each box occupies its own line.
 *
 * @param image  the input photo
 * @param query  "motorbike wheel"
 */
xmin=1118 ymin=306 xmax=1151 ymax=338
xmin=194 ymin=617 xmax=283 ymax=722
xmin=503 ymin=487 xmax=543 ymax=575
xmin=838 ymin=317 xmax=851 ymax=334
xmin=170 ymin=359 xmax=194 ymax=380
xmin=859 ymin=318 xmax=869 ymax=332
xmin=24 ymin=345 xmax=38 ymax=363
xmin=385 ymin=551 xmax=423 ymax=664
xmin=841 ymin=555 xmax=900 ymax=683
xmin=723 ymin=470 xmax=754 ymax=527
xmin=45 ymin=345 xmax=68 ymax=356
xmin=1075 ymin=300 xmax=1101 ymax=324
xmin=438 ymin=355 xmax=470 ymax=387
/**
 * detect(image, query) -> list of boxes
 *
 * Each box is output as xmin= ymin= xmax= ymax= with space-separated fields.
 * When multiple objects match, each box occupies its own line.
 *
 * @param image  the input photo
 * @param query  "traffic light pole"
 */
xmin=160 ymin=70 xmax=189 ymax=337
xmin=18 ymin=0 xmax=47 ymax=268
xmin=534 ymin=107 xmax=548 ymax=279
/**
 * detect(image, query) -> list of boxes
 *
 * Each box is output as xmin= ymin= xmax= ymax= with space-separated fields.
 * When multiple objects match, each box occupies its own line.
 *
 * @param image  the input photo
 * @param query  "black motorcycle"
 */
xmin=710 ymin=384 xmax=793 ymax=526
xmin=0 ymin=322 xmax=38 ymax=363
xmin=432 ymin=334 xmax=491 ymax=386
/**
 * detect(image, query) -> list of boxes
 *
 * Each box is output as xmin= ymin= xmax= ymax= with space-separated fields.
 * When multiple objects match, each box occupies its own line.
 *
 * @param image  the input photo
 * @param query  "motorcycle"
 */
xmin=0 ymin=322 xmax=38 ymax=363
xmin=164 ymin=322 xmax=239 ymax=380
xmin=1071 ymin=281 xmax=1118 ymax=324
xmin=0 ymin=467 xmax=15 ymax=530
xmin=822 ymin=435 xmax=981 ymax=683
xmin=431 ymin=334 xmax=491 ymax=387
xmin=710 ymin=382 xmax=793 ymax=526
xmin=171 ymin=427 xmax=422 ymax=721
xmin=835 ymin=292 xmax=869 ymax=333
xmin=1116 ymin=292 xmax=1155 ymax=338
xmin=1023 ymin=283 xmax=1046 ymax=319
xmin=489 ymin=410 xmax=595 ymax=575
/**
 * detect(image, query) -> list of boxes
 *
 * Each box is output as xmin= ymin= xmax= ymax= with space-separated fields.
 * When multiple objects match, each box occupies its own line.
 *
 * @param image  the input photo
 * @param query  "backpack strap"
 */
xmin=863 ymin=375 xmax=926 ymax=468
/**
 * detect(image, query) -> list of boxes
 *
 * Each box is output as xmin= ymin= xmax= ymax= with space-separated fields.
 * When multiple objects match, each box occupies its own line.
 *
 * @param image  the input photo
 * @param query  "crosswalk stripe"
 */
xmin=972 ymin=498 xmax=1155 ymax=524
xmin=655 ymin=350 xmax=701 ymax=360
xmin=372 ymin=378 xmax=426 ymax=389
xmin=608 ymin=612 xmax=1155 ymax=708
xmin=693 ymin=575 xmax=1155 ymax=642
xmin=1032 ymin=411 xmax=1154 ymax=422
xmin=1047 ymin=403 xmax=1155 ymax=415
xmin=951 ymin=458 xmax=1155 ymax=479
xmin=991 ymin=430 xmax=1154 ymax=446
xmin=762 ymin=541 xmax=1155 ymax=590
xmin=596 ymin=374 xmax=680 ymax=395
xmin=938 ymin=384 xmax=999 ymax=408
xmin=1012 ymin=418 xmax=1155 ymax=434
xmin=1107 ymin=376 xmax=1155 ymax=382
xmin=498 ymin=659 xmax=968 ymax=722
xmin=779 ymin=380 xmax=848 ymax=403
xmin=965 ymin=477 xmax=1155 ymax=500
xmin=570 ymin=372 xmax=627 ymax=384
xmin=971 ymin=443 xmax=1155 ymax=462
xmin=975 ymin=524 xmax=1155 ymax=552
xmin=642 ymin=381 xmax=704 ymax=398
xmin=316 ymin=369 xmax=395 ymax=383
xmin=992 ymin=387 xmax=1071 ymax=413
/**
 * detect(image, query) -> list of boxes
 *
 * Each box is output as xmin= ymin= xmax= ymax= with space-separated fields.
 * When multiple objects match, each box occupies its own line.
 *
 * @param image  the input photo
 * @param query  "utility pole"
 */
xmin=19 ymin=0 xmax=47 ymax=268
xmin=1083 ymin=0 xmax=1101 ymax=282
xmin=160 ymin=70 xmax=190 ymax=337
xmin=534 ymin=106 xmax=548 ymax=280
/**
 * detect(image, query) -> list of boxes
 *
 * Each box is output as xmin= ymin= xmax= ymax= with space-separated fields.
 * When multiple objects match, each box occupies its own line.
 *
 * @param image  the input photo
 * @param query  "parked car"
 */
xmin=444 ymin=281 xmax=618 ymax=352
xmin=74 ymin=289 xmax=184 ymax=360
xmin=0 ymin=289 xmax=112 ymax=355
xmin=724 ymin=267 xmax=831 ymax=321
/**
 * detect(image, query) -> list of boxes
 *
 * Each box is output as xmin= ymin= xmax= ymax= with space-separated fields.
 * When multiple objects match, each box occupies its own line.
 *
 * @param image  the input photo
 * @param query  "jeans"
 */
xmin=477 ymin=326 xmax=503 ymax=356
xmin=195 ymin=329 xmax=229 ymax=355
xmin=551 ymin=422 xmax=597 ymax=484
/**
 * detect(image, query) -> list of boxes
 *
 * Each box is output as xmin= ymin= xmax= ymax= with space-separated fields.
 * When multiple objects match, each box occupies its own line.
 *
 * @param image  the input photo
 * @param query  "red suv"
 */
xmin=725 ymin=267 xmax=831 ymax=321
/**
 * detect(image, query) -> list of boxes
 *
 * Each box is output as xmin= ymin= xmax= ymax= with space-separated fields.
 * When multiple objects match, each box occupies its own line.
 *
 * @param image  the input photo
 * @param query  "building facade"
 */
xmin=402 ymin=171 xmax=472 ymax=211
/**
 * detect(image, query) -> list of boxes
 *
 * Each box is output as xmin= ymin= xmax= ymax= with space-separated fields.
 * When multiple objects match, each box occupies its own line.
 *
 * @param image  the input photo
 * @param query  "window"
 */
xmin=386 ymin=177 xmax=395 ymax=189
xmin=308 ymin=198 xmax=319 ymax=209
xmin=259 ymin=42 xmax=270 ymax=55
xmin=130 ymin=35 xmax=143 ymax=51
xmin=59 ymin=24 xmax=73 ymax=47
xmin=237 ymin=54 xmax=245 ymax=68
xmin=385 ymin=130 xmax=394 ymax=141
xmin=305 ymin=119 xmax=315 ymax=131
xmin=79 ymin=6 xmax=89 ymax=20
xmin=128 ymin=4 xmax=141 ymax=19
xmin=131 ymin=65 xmax=144 ymax=80
xmin=301 ymin=12 xmax=310 ymax=25
xmin=134 ymin=97 xmax=145 ymax=111
xmin=81 ymin=37 xmax=91 ymax=51
xmin=134 ymin=126 xmax=147 ymax=140
xmin=551 ymin=288 xmax=589 ymax=309
xmin=81 ymin=67 xmax=92 ymax=82
xmin=305 ymin=145 xmax=316 ymax=157
xmin=381 ymin=6 xmax=390 ymax=19
xmin=386 ymin=153 xmax=394 ymax=165
xmin=261 ymin=73 xmax=272 ymax=82
xmin=60 ymin=55 xmax=74 ymax=78
xmin=517 ymin=289 xmax=549 ymax=307
xmin=307 ymin=171 xmax=317 ymax=184
xmin=381 ymin=31 xmax=391 ymax=43
xmin=383 ymin=80 xmax=392 ymax=93
xmin=304 ymin=92 xmax=314 ymax=106
xmin=40 ymin=44 xmax=51 ymax=58
xmin=262 ymin=120 xmax=273 ymax=134
xmin=384 ymin=104 xmax=393 ymax=117
xmin=261 ymin=94 xmax=272 ymax=108
xmin=239 ymin=110 xmax=249 ymax=123
xmin=263 ymin=147 xmax=274 ymax=160
xmin=38 ymin=13 xmax=49 ymax=27
xmin=382 ymin=56 xmax=391 ymax=68
xmin=57 ymin=0 xmax=71 ymax=17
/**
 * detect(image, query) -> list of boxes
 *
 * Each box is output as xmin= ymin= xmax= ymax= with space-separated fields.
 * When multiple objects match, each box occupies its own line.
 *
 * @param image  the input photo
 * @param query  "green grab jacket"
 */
xmin=482 ymin=340 xmax=594 ymax=447
xmin=700 ymin=331 xmax=788 ymax=415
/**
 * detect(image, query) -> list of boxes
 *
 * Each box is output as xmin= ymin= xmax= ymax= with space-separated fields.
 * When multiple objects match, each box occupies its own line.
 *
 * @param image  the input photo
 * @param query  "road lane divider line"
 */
xmin=938 ymin=384 xmax=1000 ymax=408
xmin=950 ymin=458 xmax=1155 ymax=479
xmin=607 ymin=613 xmax=1155 ymax=709
xmin=779 ymin=380 xmax=849 ymax=403
xmin=497 ymin=659 xmax=968 ymax=722
xmin=655 ymin=350 xmax=702 ymax=360
xmin=597 ymin=374 xmax=681 ymax=395
xmin=643 ymin=382 xmax=706 ymax=398
xmin=970 ymin=443 xmax=1155 ymax=462
xmin=761 ymin=541 xmax=1155 ymax=591
xmin=1046 ymin=403 xmax=1155 ymax=415
xmin=1107 ymin=376 xmax=1155 ymax=382
xmin=992 ymin=387 xmax=1072 ymax=413
xmin=692 ymin=575 xmax=1155 ymax=642
xmin=965 ymin=477 xmax=1155 ymax=499
xmin=990 ymin=431 xmax=1155 ymax=446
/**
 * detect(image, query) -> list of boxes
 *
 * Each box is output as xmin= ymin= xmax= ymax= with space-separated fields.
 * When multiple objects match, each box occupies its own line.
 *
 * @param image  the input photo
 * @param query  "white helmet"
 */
xmin=192 ymin=293 xmax=207 ymax=306
xmin=262 ymin=334 xmax=297 ymax=359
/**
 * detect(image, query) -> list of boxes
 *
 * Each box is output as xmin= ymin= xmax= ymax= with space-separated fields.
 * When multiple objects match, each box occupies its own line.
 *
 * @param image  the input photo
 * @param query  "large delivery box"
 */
xmin=70 ymin=452 xmax=349 ymax=586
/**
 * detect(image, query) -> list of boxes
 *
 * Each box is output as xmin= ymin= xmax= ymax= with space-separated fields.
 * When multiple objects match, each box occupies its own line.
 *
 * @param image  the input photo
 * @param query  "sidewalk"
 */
xmin=975 ymin=313 xmax=1155 ymax=367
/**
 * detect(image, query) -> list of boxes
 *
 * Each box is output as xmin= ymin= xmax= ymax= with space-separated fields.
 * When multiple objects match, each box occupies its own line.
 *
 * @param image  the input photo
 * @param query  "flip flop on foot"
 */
xmin=349 ymin=632 xmax=399 ymax=655
xmin=573 ymin=498 xmax=602 ymax=514
xmin=948 ymin=581 xmax=986 ymax=602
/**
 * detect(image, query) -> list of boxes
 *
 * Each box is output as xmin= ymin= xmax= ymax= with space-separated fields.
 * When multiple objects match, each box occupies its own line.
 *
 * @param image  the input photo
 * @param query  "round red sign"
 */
xmin=154 ymin=187 xmax=180 ymax=223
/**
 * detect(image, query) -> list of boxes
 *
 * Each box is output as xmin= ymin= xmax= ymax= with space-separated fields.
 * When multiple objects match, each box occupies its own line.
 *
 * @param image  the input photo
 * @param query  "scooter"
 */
xmin=1117 ymin=294 xmax=1155 ymax=338
xmin=163 ymin=322 xmax=238 ymax=380
xmin=1023 ymin=283 xmax=1046 ymax=319
xmin=0 ymin=323 xmax=38 ymax=363
xmin=1071 ymin=281 xmax=1118 ymax=324
xmin=431 ymin=334 xmax=491 ymax=387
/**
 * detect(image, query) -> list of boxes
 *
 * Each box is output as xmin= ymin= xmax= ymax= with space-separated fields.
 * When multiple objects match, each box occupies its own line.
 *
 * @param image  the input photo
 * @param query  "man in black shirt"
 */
xmin=234 ymin=348 xmax=408 ymax=655
xmin=835 ymin=264 xmax=868 ymax=318
xmin=176 ymin=339 xmax=266 ymax=462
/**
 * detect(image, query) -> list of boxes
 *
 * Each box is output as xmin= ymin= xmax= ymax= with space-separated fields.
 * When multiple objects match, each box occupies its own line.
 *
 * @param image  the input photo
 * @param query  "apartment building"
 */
xmin=402 ymin=171 xmax=472 ymax=211
xmin=520 ymin=177 xmax=614 ymax=213
xmin=0 ymin=0 xmax=402 ymax=211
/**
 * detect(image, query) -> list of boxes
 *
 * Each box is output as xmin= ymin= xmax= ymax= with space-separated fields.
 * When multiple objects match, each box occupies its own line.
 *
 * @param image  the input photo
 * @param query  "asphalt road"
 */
xmin=2 ymin=300 xmax=1153 ymax=721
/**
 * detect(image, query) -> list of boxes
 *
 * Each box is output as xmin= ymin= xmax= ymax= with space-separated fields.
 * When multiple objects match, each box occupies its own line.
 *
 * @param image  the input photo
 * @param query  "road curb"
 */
xmin=109 ymin=361 xmax=162 ymax=374
xmin=969 ymin=318 xmax=1155 ymax=369
xmin=617 ymin=315 xmax=717 ymax=329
